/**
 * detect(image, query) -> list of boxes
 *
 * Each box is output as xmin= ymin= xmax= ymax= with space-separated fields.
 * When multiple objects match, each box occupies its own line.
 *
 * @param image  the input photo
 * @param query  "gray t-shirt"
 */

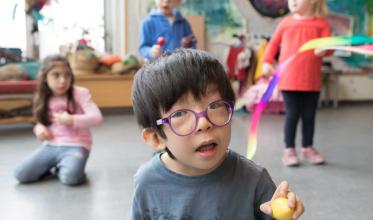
xmin=129 ymin=149 xmax=276 ymax=220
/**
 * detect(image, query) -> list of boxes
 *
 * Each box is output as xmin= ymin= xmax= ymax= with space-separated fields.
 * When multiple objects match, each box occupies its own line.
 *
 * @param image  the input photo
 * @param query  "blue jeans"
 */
xmin=15 ymin=144 xmax=90 ymax=186
xmin=282 ymin=91 xmax=320 ymax=148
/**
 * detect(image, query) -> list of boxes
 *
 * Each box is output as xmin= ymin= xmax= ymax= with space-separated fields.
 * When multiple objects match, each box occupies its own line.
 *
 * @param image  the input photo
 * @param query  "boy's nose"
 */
xmin=196 ymin=116 xmax=212 ymax=133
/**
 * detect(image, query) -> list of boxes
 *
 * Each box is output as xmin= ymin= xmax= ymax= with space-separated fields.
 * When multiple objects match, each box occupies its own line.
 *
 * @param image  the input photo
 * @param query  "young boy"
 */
xmin=130 ymin=49 xmax=304 ymax=219
xmin=139 ymin=0 xmax=196 ymax=61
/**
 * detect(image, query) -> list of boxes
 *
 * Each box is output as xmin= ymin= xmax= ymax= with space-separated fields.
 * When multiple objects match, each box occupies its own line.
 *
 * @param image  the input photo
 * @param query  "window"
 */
xmin=38 ymin=0 xmax=105 ymax=58
xmin=1 ymin=0 xmax=126 ymax=59
xmin=0 ymin=1 xmax=27 ymax=51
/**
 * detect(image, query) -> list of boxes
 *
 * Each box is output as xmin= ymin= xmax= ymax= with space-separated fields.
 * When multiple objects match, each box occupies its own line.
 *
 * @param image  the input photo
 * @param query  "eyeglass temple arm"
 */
xmin=156 ymin=118 xmax=169 ymax=126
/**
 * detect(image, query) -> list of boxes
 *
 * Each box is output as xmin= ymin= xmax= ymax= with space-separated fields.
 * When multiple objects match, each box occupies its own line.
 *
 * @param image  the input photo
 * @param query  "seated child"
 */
xmin=129 ymin=48 xmax=304 ymax=219
xmin=14 ymin=55 xmax=103 ymax=186
xmin=139 ymin=0 xmax=196 ymax=61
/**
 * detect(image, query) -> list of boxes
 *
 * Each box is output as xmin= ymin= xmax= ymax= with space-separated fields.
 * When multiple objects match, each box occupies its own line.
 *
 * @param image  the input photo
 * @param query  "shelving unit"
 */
xmin=0 ymin=71 xmax=135 ymax=125
xmin=74 ymin=71 xmax=135 ymax=108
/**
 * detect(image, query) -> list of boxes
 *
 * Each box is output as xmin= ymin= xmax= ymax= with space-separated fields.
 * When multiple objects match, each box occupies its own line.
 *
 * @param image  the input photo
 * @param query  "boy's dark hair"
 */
xmin=132 ymin=48 xmax=235 ymax=138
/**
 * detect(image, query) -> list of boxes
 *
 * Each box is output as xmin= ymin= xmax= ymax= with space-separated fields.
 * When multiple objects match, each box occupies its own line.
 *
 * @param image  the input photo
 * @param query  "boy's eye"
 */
xmin=209 ymin=102 xmax=224 ymax=110
xmin=171 ymin=110 xmax=187 ymax=118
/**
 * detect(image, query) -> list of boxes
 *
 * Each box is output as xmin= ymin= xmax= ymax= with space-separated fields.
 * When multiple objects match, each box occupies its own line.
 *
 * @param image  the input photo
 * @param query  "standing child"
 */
xmin=139 ymin=0 xmax=196 ymax=61
xmin=262 ymin=0 xmax=331 ymax=166
xmin=129 ymin=49 xmax=304 ymax=219
xmin=14 ymin=55 xmax=103 ymax=186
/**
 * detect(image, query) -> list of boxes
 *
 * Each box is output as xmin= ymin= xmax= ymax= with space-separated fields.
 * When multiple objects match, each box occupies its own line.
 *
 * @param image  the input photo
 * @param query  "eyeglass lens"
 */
xmin=169 ymin=100 xmax=232 ymax=135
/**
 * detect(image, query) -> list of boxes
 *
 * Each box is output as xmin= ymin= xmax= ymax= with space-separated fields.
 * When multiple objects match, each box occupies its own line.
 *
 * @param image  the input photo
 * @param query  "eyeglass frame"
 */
xmin=156 ymin=100 xmax=234 ymax=136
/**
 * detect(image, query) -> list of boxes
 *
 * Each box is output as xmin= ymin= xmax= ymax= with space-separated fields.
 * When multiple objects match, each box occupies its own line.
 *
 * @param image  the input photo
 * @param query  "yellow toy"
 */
xmin=271 ymin=197 xmax=294 ymax=220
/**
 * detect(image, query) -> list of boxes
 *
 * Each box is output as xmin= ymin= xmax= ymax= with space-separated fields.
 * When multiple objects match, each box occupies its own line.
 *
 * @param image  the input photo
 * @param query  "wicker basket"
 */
xmin=67 ymin=50 xmax=99 ymax=73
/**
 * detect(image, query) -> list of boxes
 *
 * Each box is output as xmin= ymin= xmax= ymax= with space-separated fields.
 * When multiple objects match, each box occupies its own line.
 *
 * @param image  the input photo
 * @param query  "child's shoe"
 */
xmin=282 ymin=148 xmax=300 ymax=166
xmin=301 ymin=147 xmax=325 ymax=165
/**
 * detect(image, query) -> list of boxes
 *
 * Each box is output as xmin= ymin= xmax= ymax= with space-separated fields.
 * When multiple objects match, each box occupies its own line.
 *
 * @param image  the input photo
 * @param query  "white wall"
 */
xmin=104 ymin=0 xmax=125 ymax=57
xmin=232 ymin=0 xmax=282 ymax=35
xmin=126 ymin=0 xmax=148 ymax=56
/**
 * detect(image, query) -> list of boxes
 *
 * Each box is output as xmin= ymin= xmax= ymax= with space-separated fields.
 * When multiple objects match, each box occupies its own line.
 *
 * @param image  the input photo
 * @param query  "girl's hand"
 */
xmin=314 ymin=48 xmax=327 ymax=56
xmin=52 ymin=111 xmax=73 ymax=125
xmin=36 ymin=127 xmax=53 ymax=140
xmin=262 ymin=63 xmax=276 ymax=77
xmin=260 ymin=181 xmax=304 ymax=220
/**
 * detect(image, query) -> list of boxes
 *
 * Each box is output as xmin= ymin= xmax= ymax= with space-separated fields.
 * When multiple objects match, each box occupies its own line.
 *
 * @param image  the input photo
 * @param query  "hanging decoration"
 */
xmin=26 ymin=0 xmax=48 ymax=33
xmin=248 ymin=0 xmax=289 ymax=18
xmin=12 ymin=3 xmax=18 ymax=20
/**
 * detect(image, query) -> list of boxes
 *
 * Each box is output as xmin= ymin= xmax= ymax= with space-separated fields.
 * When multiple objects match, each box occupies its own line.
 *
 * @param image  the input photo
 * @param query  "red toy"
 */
xmin=157 ymin=37 xmax=165 ymax=46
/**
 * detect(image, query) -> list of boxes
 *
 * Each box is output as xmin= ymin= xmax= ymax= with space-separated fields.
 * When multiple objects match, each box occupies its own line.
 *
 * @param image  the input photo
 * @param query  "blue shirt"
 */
xmin=128 ymin=150 xmax=276 ymax=220
xmin=139 ymin=9 xmax=196 ymax=60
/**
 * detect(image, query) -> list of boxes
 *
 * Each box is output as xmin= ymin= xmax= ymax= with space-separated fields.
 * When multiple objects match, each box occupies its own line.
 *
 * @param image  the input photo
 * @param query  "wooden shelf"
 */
xmin=75 ymin=71 xmax=135 ymax=108
xmin=0 ymin=115 xmax=33 ymax=125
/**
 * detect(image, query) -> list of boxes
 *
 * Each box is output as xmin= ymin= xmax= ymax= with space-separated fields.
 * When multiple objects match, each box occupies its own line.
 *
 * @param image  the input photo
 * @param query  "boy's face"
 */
xmin=144 ymin=84 xmax=232 ymax=176
xmin=155 ymin=0 xmax=181 ymax=16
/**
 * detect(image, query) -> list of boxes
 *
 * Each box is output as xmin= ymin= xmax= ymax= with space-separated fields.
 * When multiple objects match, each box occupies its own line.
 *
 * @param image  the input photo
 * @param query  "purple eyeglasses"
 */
xmin=156 ymin=100 xmax=234 ymax=136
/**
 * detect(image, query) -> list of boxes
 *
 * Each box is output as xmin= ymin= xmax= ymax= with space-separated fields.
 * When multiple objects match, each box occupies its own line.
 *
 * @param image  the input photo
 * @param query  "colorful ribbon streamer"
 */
xmin=247 ymin=36 xmax=373 ymax=159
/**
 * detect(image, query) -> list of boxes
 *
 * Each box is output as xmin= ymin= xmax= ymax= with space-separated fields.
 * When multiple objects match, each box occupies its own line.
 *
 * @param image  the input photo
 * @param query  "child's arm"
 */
xmin=262 ymin=63 xmax=276 ymax=77
xmin=263 ymin=24 xmax=283 ymax=66
xmin=315 ymin=23 xmax=333 ymax=57
xmin=128 ymin=198 xmax=142 ymax=220
xmin=181 ymin=20 xmax=196 ymax=48
xmin=73 ymin=88 xmax=103 ymax=127
xmin=55 ymin=87 xmax=103 ymax=128
xmin=52 ymin=111 xmax=73 ymax=125
xmin=262 ymin=22 xmax=284 ymax=78
xmin=181 ymin=35 xmax=197 ymax=48
xmin=260 ymin=181 xmax=304 ymax=220
xmin=33 ymin=123 xmax=53 ymax=140
xmin=151 ymin=44 xmax=162 ymax=59
xmin=139 ymin=19 xmax=154 ymax=60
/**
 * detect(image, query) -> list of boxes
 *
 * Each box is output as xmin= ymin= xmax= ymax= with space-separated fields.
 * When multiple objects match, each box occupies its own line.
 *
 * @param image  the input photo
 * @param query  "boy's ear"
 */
xmin=141 ymin=128 xmax=166 ymax=151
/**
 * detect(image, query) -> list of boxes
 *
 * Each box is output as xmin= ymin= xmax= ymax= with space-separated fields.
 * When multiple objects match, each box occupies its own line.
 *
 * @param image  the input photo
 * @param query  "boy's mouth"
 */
xmin=195 ymin=142 xmax=217 ymax=153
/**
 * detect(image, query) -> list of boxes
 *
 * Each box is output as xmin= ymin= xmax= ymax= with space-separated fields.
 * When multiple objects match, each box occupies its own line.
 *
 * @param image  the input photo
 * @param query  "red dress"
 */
xmin=263 ymin=16 xmax=331 ymax=91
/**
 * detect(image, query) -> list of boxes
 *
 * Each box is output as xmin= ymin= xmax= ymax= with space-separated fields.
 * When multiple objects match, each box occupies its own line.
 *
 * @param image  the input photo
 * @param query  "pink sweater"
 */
xmin=33 ymin=86 xmax=103 ymax=150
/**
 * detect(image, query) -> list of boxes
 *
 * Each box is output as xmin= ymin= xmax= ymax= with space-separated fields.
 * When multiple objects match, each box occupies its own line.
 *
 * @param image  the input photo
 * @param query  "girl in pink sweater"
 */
xmin=15 ymin=55 xmax=103 ymax=186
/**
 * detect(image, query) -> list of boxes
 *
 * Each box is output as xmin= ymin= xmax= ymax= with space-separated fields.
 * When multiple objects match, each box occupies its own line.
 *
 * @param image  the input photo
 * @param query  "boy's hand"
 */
xmin=262 ymin=63 xmax=276 ymax=77
xmin=260 ymin=181 xmax=304 ymax=220
xmin=181 ymin=35 xmax=195 ymax=48
xmin=151 ymin=45 xmax=162 ymax=58
xmin=52 ymin=111 xmax=73 ymax=125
